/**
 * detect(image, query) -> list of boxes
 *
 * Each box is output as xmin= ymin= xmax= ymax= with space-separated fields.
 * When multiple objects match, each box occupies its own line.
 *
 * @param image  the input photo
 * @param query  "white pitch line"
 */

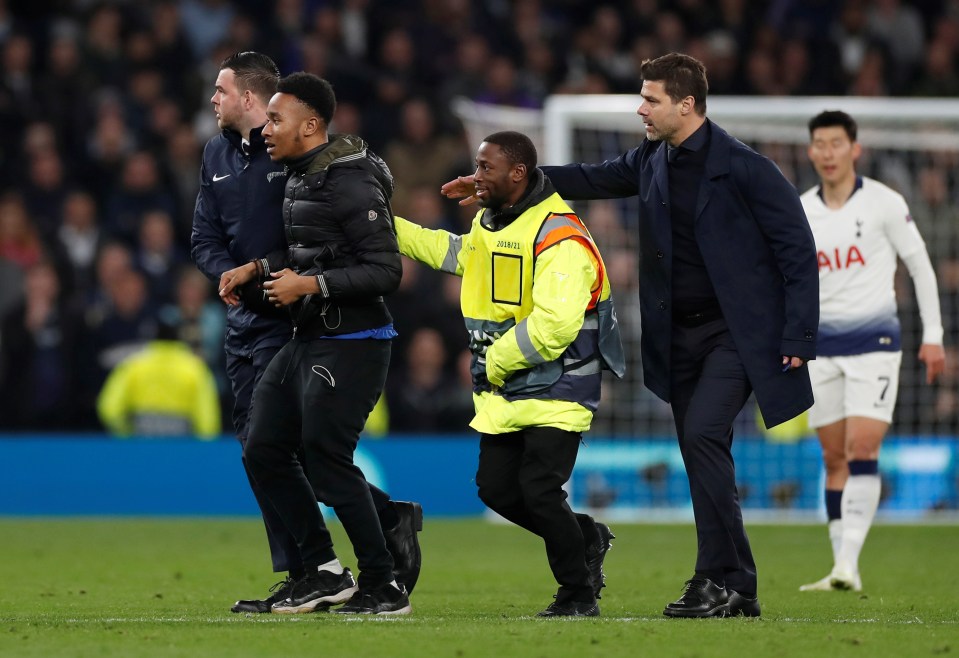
xmin=39 ymin=616 xmax=958 ymax=625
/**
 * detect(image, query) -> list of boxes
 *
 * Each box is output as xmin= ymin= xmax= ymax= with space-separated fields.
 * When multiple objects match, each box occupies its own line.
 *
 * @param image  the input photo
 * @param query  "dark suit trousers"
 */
xmin=243 ymin=338 xmax=395 ymax=588
xmin=669 ymin=317 xmax=757 ymax=595
xmin=476 ymin=427 xmax=596 ymax=604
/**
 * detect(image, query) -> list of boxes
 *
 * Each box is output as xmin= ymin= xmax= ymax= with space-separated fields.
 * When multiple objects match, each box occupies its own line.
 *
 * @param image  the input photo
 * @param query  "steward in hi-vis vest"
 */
xmin=395 ymin=169 xmax=624 ymax=434
xmin=395 ymin=131 xmax=623 ymax=618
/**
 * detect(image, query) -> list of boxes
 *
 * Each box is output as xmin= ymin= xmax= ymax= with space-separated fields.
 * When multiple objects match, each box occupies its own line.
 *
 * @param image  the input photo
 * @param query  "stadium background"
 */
xmin=0 ymin=0 xmax=956 ymax=520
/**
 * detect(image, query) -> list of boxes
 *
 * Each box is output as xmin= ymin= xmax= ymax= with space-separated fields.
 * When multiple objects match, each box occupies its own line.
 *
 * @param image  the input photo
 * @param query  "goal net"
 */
xmin=453 ymin=96 xmax=959 ymax=520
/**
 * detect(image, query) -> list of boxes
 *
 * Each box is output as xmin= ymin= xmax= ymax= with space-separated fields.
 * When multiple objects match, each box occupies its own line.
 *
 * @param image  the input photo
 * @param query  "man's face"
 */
xmin=637 ymin=80 xmax=684 ymax=144
xmin=210 ymin=68 xmax=244 ymax=131
xmin=262 ymin=92 xmax=309 ymax=161
xmin=473 ymin=142 xmax=521 ymax=209
xmin=808 ymin=126 xmax=861 ymax=186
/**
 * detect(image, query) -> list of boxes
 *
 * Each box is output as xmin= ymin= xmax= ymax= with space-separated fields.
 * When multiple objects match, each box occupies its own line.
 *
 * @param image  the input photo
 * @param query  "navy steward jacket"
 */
xmin=191 ymin=125 xmax=291 ymax=357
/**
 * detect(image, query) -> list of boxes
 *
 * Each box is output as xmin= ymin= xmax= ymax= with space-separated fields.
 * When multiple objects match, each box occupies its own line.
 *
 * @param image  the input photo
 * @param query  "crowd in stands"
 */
xmin=0 ymin=0 xmax=957 ymax=436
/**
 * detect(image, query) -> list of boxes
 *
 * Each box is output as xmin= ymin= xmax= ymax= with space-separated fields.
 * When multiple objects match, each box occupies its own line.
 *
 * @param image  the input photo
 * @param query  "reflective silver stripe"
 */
xmin=534 ymin=214 xmax=589 ymax=248
xmin=440 ymin=234 xmax=462 ymax=273
xmin=581 ymin=315 xmax=599 ymax=330
xmin=563 ymin=357 xmax=602 ymax=376
xmin=515 ymin=320 xmax=547 ymax=365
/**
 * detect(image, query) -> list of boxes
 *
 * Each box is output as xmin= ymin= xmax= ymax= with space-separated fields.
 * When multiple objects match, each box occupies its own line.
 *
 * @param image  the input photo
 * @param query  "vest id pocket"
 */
xmin=491 ymin=252 xmax=523 ymax=305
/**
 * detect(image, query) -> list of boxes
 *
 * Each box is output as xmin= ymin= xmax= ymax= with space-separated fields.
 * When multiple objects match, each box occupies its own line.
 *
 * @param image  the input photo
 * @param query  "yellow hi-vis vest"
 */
xmin=396 ymin=192 xmax=624 ymax=434
xmin=97 ymin=340 xmax=222 ymax=439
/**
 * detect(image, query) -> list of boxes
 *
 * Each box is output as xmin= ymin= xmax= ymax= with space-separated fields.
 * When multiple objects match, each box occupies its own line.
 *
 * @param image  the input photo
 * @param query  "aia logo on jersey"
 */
xmin=818 ymin=246 xmax=866 ymax=271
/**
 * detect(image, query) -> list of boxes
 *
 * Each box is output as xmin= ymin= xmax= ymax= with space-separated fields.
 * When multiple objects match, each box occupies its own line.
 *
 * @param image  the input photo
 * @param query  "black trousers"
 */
xmin=228 ymin=344 xmax=301 ymax=574
xmin=476 ymin=427 xmax=596 ymax=603
xmin=229 ymin=345 xmax=393 ymax=575
xmin=670 ymin=317 xmax=757 ymax=595
xmin=244 ymin=337 xmax=394 ymax=588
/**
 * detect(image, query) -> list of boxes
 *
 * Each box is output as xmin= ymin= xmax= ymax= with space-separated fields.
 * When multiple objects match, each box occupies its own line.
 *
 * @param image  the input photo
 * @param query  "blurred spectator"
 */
xmin=382 ymin=98 xmax=469 ymax=215
xmin=34 ymin=29 xmax=95 ymax=162
xmin=0 ymin=259 xmax=82 ymax=430
xmin=79 ymin=258 xmax=157 ymax=422
xmin=56 ymin=190 xmax=104 ymax=304
xmin=161 ymin=124 xmax=202 ymax=239
xmin=179 ymin=0 xmax=235 ymax=60
xmin=362 ymin=27 xmax=423 ymax=150
xmin=82 ymin=4 xmax=125 ymax=88
xmin=0 ymin=193 xmax=43 ymax=270
xmin=911 ymin=40 xmax=959 ymax=97
xmin=105 ymin=151 xmax=179 ymax=246
xmin=438 ymin=34 xmax=491 ymax=109
xmin=82 ymin=97 xmax=136 ymax=205
xmin=96 ymin=319 xmax=221 ymax=439
xmin=386 ymin=327 xmax=472 ymax=433
xmin=159 ymin=266 xmax=227 ymax=395
xmin=135 ymin=209 xmax=188 ymax=306
xmin=21 ymin=147 xmax=71 ymax=240
xmin=865 ymin=0 xmax=925 ymax=93
xmin=474 ymin=55 xmax=540 ymax=108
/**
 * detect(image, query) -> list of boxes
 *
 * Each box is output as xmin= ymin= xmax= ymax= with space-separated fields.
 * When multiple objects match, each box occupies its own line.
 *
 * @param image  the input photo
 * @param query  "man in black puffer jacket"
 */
xmin=219 ymin=73 xmax=411 ymax=615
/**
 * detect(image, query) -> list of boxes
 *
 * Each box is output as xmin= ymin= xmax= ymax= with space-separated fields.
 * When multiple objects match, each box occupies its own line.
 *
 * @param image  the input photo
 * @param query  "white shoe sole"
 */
xmin=799 ymin=575 xmax=835 ymax=592
xmin=272 ymin=585 xmax=359 ymax=614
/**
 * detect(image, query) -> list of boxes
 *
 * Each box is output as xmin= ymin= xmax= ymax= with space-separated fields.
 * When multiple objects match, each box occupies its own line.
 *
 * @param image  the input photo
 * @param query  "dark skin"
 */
xmin=473 ymin=141 xmax=528 ymax=212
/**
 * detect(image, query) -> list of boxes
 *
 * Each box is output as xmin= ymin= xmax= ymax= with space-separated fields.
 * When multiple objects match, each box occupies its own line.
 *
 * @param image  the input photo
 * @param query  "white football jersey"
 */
xmin=800 ymin=176 xmax=937 ymax=356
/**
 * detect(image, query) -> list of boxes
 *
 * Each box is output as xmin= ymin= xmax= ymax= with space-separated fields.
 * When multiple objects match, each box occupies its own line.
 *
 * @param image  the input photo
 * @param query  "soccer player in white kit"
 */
xmin=798 ymin=110 xmax=945 ymax=592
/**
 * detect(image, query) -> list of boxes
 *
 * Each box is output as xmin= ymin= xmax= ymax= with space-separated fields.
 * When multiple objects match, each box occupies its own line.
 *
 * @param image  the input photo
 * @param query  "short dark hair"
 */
xmin=276 ymin=72 xmax=337 ymax=126
xmin=808 ymin=110 xmax=858 ymax=142
xmin=482 ymin=131 xmax=537 ymax=171
xmin=220 ymin=51 xmax=280 ymax=103
xmin=640 ymin=52 xmax=708 ymax=115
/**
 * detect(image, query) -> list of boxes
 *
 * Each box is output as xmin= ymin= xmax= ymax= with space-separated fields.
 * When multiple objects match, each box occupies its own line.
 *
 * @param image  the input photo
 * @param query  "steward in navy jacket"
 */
xmin=191 ymin=125 xmax=291 ymax=357
xmin=257 ymin=134 xmax=402 ymax=339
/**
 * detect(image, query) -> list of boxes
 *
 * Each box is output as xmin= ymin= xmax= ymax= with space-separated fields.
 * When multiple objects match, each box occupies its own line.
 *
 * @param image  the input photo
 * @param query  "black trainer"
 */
xmin=271 ymin=568 xmax=358 ymax=614
xmin=585 ymin=522 xmax=615 ymax=599
xmin=727 ymin=591 xmax=761 ymax=617
xmin=231 ymin=576 xmax=295 ymax=613
xmin=384 ymin=501 xmax=423 ymax=594
xmin=663 ymin=577 xmax=730 ymax=618
xmin=537 ymin=600 xmax=600 ymax=617
xmin=333 ymin=582 xmax=412 ymax=615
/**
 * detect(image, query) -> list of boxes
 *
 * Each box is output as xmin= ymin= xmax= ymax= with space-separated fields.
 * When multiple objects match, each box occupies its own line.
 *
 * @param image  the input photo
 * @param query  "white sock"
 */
xmin=827 ymin=518 xmax=843 ymax=565
xmin=390 ymin=579 xmax=402 ymax=592
xmin=317 ymin=558 xmax=344 ymax=575
xmin=835 ymin=474 xmax=881 ymax=574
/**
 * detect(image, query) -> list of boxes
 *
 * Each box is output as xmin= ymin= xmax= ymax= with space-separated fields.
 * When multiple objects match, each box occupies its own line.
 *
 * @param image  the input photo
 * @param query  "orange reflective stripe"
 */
xmin=534 ymin=213 xmax=606 ymax=311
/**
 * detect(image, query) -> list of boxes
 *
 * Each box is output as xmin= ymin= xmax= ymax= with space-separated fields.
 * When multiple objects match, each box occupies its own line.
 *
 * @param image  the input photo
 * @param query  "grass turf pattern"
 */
xmin=0 ymin=519 xmax=955 ymax=657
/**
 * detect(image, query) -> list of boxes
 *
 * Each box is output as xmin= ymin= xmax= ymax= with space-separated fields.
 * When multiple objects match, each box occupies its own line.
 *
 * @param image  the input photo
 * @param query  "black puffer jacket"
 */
xmin=263 ymin=134 xmax=402 ymax=338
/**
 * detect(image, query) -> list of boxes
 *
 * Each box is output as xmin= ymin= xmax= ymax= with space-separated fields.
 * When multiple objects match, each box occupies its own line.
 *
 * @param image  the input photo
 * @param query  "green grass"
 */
xmin=0 ymin=518 xmax=956 ymax=657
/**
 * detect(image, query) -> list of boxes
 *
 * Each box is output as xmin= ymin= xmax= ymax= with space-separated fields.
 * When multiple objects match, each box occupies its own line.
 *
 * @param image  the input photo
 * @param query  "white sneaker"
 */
xmin=799 ymin=574 xmax=836 ymax=592
xmin=829 ymin=567 xmax=862 ymax=592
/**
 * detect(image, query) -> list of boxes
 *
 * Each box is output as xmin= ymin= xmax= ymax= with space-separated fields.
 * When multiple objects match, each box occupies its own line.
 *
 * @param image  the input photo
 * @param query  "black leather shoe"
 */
xmin=727 ymin=591 xmax=761 ymax=617
xmin=585 ymin=522 xmax=615 ymax=599
xmin=231 ymin=576 xmax=295 ymax=613
xmin=384 ymin=501 xmax=423 ymax=595
xmin=537 ymin=600 xmax=600 ymax=617
xmin=663 ymin=577 xmax=729 ymax=618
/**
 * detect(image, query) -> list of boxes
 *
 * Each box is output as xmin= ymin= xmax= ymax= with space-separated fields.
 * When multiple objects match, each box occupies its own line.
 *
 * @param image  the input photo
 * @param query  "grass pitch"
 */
xmin=0 ymin=518 xmax=956 ymax=657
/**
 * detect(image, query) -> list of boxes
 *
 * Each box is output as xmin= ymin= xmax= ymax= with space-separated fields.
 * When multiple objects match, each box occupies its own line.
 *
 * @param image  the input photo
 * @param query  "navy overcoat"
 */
xmin=544 ymin=120 xmax=819 ymax=428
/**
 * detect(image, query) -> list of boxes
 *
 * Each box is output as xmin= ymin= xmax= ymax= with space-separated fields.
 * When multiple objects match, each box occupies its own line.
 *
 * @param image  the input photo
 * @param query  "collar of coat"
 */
xmin=480 ymin=168 xmax=555 ymax=231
